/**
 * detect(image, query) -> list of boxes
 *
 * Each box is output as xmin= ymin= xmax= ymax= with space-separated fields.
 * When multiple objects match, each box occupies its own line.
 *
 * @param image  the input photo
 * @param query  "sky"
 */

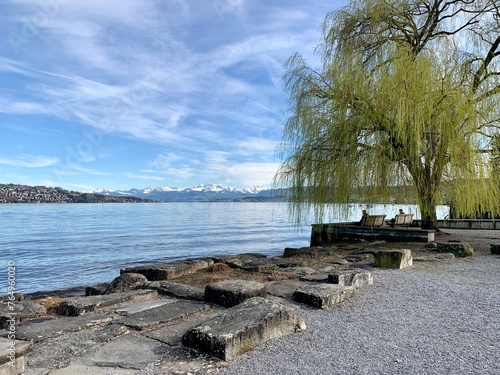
xmin=0 ymin=0 xmax=346 ymax=191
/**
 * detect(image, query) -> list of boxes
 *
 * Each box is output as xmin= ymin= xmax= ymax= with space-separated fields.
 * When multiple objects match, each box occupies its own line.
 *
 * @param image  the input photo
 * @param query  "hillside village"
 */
xmin=0 ymin=184 xmax=156 ymax=203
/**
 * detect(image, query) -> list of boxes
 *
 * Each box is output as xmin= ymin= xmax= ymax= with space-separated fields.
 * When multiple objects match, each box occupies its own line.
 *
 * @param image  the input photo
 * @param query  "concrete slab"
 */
xmin=25 ymin=324 xmax=128 ymax=370
xmin=144 ymin=307 xmax=223 ymax=345
xmin=294 ymin=284 xmax=356 ymax=309
xmin=58 ymin=289 xmax=158 ymax=316
xmin=15 ymin=314 xmax=113 ymax=342
xmin=117 ymin=300 xmax=210 ymax=331
xmin=144 ymin=281 xmax=205 ymax=301
xmin=265 ymin=280 xmax=314 ymax=300
xmin=182 ymin=297 xmax=306 ymax=361
xmin=115 ymin=299 xmax=171 ymax=316
xmin=70 ymin=334 xmax=169 ymax=370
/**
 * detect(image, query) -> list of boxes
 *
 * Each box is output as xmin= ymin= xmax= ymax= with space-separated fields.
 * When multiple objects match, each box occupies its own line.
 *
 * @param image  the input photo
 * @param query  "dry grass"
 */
xmin=32 ymin=297 xmax=64 ymax=313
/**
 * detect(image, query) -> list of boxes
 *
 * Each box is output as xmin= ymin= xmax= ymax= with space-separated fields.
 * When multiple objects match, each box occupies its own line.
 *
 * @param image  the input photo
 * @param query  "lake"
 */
xmin=0 ymin=202 xmax=449 ymax=294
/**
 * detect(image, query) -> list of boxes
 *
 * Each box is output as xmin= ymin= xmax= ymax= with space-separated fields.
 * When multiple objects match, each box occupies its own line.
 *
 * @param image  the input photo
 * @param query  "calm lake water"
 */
xmin=1 ymin=202 xmax=448 ymax=294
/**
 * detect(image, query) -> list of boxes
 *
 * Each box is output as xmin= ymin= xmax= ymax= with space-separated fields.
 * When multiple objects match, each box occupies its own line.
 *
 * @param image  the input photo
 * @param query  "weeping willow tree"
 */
xmin=275 ymin=0 xmax=500 ymax=229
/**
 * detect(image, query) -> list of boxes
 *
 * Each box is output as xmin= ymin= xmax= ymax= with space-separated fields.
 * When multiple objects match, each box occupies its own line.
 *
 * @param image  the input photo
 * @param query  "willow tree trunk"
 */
xmin=416 ymin=181 xmax=439 ymax=230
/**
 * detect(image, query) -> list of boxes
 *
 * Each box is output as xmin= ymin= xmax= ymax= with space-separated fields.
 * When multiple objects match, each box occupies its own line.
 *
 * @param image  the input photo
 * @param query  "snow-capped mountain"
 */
xmin=93 ymin=184 xmax=284 ymax=202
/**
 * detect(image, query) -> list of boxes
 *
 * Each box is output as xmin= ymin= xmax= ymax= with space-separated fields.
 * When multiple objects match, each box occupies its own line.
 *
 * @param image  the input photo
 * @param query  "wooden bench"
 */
xmin=390 ymin=213 xmax=414 ymax=227
xmin=360 ymin=214 xmax=387 ymax=227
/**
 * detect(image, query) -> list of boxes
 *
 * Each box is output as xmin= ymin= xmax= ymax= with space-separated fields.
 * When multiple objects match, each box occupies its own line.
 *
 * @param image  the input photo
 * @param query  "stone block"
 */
xmin=205 ymin=279 xmax=267 ymax=307
xmin=58 ymin=289 xmax=158 ymax=316
xmin=120 ymin=258 xmax=213 ymax=281
xmin=328 ymin=269 xmax=373 ymax=288
xmin=106 ymin=273 xmax=148 ymax=293
xmin=85 ymin=283 xmax=109 ymax=296
xmin=0 ymin=301 xmax=46 ymax=328
xmin=490 ymin=244 xmax=500 ymax=255
xmin=293 ymin=284 xmax=356 ymax=309
xmin=182 ymin=297 xmax=306 ymax=361
xmin=144 ymin=281 xmax=205 ymax=301
xmin=436 ymin=242 xmax=474 ymax=257
xmin=375 ymin=249 xmax=413 ymax=269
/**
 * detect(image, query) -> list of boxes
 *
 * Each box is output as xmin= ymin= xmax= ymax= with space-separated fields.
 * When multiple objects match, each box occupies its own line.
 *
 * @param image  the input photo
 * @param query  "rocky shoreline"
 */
xmin=1 ymin=229 xmax=498 ymax=374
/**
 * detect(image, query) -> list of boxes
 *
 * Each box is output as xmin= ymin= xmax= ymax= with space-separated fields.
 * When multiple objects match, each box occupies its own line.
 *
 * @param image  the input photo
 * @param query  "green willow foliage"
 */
xmin=275 ymin=0 xmax=500 ymax=229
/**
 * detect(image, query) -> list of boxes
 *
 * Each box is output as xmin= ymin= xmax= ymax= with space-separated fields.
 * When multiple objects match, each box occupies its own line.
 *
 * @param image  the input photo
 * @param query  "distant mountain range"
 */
xmin=93 ymin=183 xmax=287 ymax=202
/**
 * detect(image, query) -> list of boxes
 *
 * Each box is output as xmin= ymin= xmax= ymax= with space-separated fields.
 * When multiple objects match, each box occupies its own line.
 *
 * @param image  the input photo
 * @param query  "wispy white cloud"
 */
xmin=124 ymin=172 xmax=165 ymax=181
xmin=0 ymin=154 xmax=58 ymax=168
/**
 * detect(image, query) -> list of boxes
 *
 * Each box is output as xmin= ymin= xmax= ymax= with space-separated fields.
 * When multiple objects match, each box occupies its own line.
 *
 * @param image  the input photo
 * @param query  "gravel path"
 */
xmin=221 ymin=231 xmax=500 ymax=375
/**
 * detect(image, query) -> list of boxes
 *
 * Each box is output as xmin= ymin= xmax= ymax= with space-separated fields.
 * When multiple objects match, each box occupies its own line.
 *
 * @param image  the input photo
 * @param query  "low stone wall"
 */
xmin=311 ymin=223 xmax=435 ymax=245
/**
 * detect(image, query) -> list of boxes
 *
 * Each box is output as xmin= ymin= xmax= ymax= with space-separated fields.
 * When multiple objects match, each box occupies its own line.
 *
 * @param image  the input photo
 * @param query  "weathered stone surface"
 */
xmin=121 ymin=258 xmax=213 ymax=281
xmin=106 ymin=273 xmax=148 ymax=293
xmin=375 ymin=249 xmax=413 ymax=269
xmin=0 ymin=338 xmax=32 ymax=375
xmin=182 ymin=297 xmax=306 ymax=361
xmin=143 ymin=281 xmax=205 ymax=301
xmin=68 ymin=334 xmax=169 ymax=370
xmin=294 ymin=284 xmax=356 ymax=309
xmin=491 ymin=244 xmax=500 ymax=255
xmin=283 ymin=246 xmax=337 ymax=258
xmin=24 ymin=324 xmax=128 ymax=370
xmin=15 ymin=314 xmax=113 ymax=342
xmin=205 ymin=279 xmax=267 ymax=307
xmin=328 ymin=270 xmax=373 ymax=288
xmin=57 ymin=289 xmax=158 ymax=316
xmin=436 ymin=242 xmax=474 ymax=257
xmin=0 ymin=301 xmax=46 ymax=328
xmin=117 ymin=300 xmax=209 ymax=331
xmin=115 ymin=300 xmax=171 ymax=316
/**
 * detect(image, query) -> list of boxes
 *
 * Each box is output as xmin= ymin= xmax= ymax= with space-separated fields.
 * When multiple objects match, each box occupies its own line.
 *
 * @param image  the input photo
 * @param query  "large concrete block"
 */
xmin=293 ymin=284 xmax=356 ymax=309
xmin=120 ymin=258 xmax=213 ymax=281
xmin=182 ymin=297 xmax=306 ymax=360
xmin=375 ymin=250 xmax=413 ymax=269
xmin=205 ymin=279 xmax=266 ymax=307
xmin=435 ymin=242 xmax=474 ymax=257
xmin=328 ymin=269 xmax=373 ymax=288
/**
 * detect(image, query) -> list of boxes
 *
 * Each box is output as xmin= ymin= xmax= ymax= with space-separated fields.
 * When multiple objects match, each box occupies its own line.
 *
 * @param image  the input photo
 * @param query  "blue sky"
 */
xmin=0 ymin=0 xmax=346 ymax=191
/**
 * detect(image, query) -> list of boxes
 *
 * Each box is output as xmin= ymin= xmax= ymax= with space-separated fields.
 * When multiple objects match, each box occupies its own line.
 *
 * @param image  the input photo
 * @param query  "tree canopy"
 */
xmin=275 ymin=0 xmax=500 ymax=229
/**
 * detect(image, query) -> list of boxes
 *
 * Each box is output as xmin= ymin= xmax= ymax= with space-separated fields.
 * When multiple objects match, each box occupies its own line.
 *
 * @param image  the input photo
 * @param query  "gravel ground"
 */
xmin=220 ymin=230 xmax=500 ymax=375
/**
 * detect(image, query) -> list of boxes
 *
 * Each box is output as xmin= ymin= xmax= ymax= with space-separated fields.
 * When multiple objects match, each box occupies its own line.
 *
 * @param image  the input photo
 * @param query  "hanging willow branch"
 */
xmin=275 ymin=0 xmax=500 ymax=229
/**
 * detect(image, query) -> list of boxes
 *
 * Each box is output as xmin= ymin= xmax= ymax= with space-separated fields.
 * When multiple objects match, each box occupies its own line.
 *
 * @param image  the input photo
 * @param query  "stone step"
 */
xmin=58 ymin=289 xmax=158 ymax=316
xmin=182 ymin=297 xmax=306 ymax=361
xmin=117 ymin=300 xmax=210 ymax=331
xmin=14 ymin=314 xmax=113 ymax=343
xmin=293 ymin=284 xmax=356 ymax=309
